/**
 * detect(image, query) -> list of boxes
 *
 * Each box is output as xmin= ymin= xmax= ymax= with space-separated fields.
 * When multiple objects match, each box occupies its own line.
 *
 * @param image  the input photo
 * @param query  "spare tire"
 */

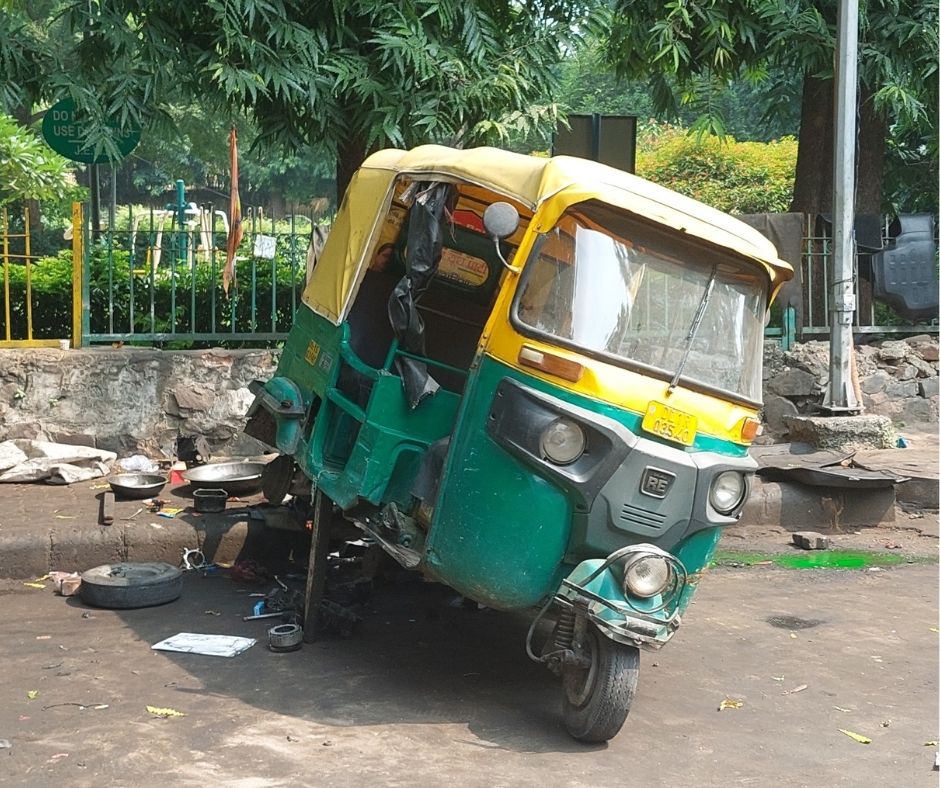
xmin=80 ymin=562 xmax=183 ymax=609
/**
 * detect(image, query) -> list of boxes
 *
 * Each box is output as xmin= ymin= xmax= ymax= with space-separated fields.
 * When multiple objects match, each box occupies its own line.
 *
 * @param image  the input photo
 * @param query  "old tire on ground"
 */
xmin=79 ymin=562 xmax=183 ymax=609
xmin=562 ymin=624 xmax=639 ymax=743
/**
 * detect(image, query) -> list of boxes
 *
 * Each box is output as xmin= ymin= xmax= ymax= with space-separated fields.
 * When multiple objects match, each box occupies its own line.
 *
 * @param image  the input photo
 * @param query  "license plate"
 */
xmin=641 ymin=401 xmax=697 ymax=446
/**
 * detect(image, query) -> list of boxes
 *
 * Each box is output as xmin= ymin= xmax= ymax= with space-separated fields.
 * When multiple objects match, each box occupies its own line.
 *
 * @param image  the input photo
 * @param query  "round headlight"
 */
xmin=539 ymin=418 xmax=585 ymax=465
xmin=709 ymin=471 xmax=746 ymax=514
xmin=623 ymin=554 xmax=673 ymax=598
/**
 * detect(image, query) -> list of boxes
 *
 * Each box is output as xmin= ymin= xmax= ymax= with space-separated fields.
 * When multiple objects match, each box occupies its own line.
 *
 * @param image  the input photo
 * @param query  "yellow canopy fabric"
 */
xmin=302 ymin=144 xmax=792 ymax=324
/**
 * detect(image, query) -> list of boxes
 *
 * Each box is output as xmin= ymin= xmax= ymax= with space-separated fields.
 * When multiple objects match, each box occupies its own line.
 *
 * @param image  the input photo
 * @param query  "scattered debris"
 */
xmin=204 ymin=610 xmax=221 ymax=616
xmin=880 ymin=720 xmax=891 ymax=728
xmin=784 ymin=684 xmax=808 ymax=695
xmin=718 ymin=698 xmax=743 ymax=711
xmin=36 ymin=635 xmax=51 ymax=640
xmin=49 ymin=571 xmax=81 ymax=596
xmin=834 ymin=706 xmax=853 ymax=713
xmin=268 ymin=623 xmax=303 ymax=653
xmin=792 ymin=531 xmax=830 ymax=550
xmin=286 ymin=735 xmax=299 ymax=742
xmin=0 ymin=739 xmax=11 ymax=749
xmin=925 ymin=741 xmax=938 ymax=747
xmin=146 ymin=706 xmax=186 ymax=718
xmin=120 ymin=507 xmax=145 ymax=521
xmin=42 ymin=702 xmax=108 ymax=711
xmin=771 ymin=676 xmax=785 ymax=682
xmin=182 ymin=549 xmax=208 ymax=571
xmin=883 ymin=541 xmax=902 ymax=549
xmin=48 ymin=752 xmax=69 ymax=763
xmin=22 ymin=582 xmax=46 ymax=589
xmin=151 ymin=633 xmax=256 ymax=658
xmin=26 ymin=691 xmax=39 ymax=700
xmin=839 ymin=729 xmax=872 ymax=744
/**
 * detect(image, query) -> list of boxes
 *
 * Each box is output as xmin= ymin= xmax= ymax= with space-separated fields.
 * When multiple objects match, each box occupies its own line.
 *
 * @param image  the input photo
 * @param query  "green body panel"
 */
xmin=424 ymin=355 xmax=740 ymax=610
xmin=276 ymin=305 xmax=344 ymax=399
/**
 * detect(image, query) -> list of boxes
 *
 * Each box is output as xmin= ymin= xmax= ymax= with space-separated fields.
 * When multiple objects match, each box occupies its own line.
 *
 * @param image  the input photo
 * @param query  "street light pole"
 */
xmin=823 ymin=0 xmax=861 ymax=413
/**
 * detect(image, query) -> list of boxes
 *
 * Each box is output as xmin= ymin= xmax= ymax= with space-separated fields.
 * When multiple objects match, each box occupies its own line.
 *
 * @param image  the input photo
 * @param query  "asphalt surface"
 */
xmin=0 ymin=563 xmax=937 ymax=787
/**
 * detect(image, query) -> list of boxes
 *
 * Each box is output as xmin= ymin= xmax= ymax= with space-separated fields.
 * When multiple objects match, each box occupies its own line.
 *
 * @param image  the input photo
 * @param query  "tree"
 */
xmin=0 ymin=1 xmax=587 ymax=200
xmin=605 ymin=0 xmax=938 ymax=215
xmin=0 ymin=113 xmax=72 ymax=206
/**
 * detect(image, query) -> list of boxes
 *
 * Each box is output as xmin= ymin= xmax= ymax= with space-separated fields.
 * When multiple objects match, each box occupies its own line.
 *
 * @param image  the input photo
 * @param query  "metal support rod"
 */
xmin=823 ymin=0 xmax=861 ymax=413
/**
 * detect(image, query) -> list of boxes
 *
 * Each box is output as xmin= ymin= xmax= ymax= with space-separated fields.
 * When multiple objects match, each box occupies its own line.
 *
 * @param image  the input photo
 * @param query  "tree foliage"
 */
xmin=0 ymin=113 xmax=73 ymax=206
xmin=0 ymin=1 xmax=588 ymax=178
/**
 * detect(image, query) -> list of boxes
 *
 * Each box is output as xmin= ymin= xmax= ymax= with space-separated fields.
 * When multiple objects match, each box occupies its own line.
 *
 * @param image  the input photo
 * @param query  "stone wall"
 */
xmin=762 ymin=335 xmax=939 ymax=439
xmin=1 ymin=338 xmax=936 ymax=456
xmin=0 ymin=348 xmax=278 ymax=457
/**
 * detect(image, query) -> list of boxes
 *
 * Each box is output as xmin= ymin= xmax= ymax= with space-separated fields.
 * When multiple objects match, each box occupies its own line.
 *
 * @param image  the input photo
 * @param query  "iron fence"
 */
xmin=80 ymin=205 xmax=315 ymax=346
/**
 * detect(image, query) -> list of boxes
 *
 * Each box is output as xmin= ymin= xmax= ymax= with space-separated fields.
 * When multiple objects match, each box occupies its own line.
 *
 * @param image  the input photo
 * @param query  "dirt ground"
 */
xmin=0 ymin=561 xmax=937 ymax=787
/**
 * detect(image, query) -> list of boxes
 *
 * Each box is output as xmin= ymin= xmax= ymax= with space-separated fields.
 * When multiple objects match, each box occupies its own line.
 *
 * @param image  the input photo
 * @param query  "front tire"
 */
xmin=562 ymin=625 xmax=639 ymax=743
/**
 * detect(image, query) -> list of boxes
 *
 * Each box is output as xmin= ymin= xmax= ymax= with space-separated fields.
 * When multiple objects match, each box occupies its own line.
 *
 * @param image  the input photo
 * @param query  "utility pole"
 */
xmin=823 ymin=0 xmax=861 ymax=412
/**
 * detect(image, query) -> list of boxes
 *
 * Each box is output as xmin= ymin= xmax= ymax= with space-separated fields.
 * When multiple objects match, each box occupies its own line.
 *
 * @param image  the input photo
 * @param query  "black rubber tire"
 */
xmin=262 ymin=455 xmax=294 ymax=505
xmin=79 ymin=562 xmax=183 ymax=609
xmin=562 ymin=625 xmax=639 ymax=743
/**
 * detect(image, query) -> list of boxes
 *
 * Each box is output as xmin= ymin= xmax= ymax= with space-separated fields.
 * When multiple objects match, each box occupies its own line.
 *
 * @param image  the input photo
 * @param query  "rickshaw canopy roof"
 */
xmin=302 ymin=145 xmax=793 ymax=325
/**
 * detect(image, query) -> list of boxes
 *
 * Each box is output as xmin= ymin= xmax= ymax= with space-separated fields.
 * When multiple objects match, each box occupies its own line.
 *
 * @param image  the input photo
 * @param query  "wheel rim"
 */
xmin=563 ymin=629 xmax=598 ymax=709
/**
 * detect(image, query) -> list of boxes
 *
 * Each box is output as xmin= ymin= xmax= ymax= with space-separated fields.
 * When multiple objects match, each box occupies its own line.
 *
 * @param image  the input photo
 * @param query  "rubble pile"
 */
xmin=761 ymin=336 xmax=939 ymax=439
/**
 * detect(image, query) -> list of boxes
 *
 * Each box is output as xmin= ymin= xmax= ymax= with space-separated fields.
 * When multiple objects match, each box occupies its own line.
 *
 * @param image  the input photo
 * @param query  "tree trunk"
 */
xmin=790 ymin=74 xmax=834 ymax=214
xmin=335 ymin=133 xmax=368 ymax=206
xmin=790 ymin=75 xmax=887 ymax=216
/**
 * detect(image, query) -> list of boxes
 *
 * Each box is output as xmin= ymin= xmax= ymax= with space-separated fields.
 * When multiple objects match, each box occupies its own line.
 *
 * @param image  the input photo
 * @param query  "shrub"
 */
xmin=636 ymin=124 xmax=797 ymax=214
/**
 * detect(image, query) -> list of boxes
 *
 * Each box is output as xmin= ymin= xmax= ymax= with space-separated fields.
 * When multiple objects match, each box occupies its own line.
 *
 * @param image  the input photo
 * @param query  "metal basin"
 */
xmin=109 ymin=473 xmax=168 ymax=499
xmin=182 ymin=462 xmax=265 ymax=497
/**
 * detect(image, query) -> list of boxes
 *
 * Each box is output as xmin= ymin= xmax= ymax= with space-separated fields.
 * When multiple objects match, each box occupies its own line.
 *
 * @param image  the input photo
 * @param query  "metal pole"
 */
xmin=822 ymin=0 xmax=861 ymax=413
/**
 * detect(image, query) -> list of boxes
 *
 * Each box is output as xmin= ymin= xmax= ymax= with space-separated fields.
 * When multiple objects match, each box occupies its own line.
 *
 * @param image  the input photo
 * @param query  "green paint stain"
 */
xmin=711 ymin=549 xmax=936 ymax=570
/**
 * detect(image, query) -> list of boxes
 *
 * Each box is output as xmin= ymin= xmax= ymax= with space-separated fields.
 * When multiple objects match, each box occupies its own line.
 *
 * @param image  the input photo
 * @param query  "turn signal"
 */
xmin=739 ymin=417 xmax=761 ymax=442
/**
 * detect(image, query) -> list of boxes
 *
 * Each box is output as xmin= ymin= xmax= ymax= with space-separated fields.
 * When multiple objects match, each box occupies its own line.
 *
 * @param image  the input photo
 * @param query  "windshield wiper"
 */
xmin=667 ymin=264 xmax=717 ymax=393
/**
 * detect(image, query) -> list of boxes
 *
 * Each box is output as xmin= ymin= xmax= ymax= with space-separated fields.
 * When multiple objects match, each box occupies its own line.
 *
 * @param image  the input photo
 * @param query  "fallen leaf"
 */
xmin=146 ymin=705 xmax=185 ymax=718
xmin=839 ymin=729 xmax=872 ymax=744
xmin=784 ymin=684 xmax=808 ymax=695
xmin=929 ymin=627 xmax=939 ymax=633
xmin=718 ymin=698 xmax=743 ymax=711
xmin=924 ymin=741 xmax=938 ymax=747
xmin=789 ymin=633 xmax=798 ymax=639
xmin=22 ymin=582 xmax=46 ymax=589
xmin=34 ymin=574 xmax=51 ymax=581
xmin=771 ymin=676 xmax=785 ymax=682
xmin=26 ymin=691 xmax=39 ymax=700
xmin=833 ymin=706 xmax=852 ymax=713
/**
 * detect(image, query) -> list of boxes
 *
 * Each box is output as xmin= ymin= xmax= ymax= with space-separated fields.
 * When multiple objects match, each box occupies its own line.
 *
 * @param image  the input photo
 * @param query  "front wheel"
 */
xmin=562 ymin=625 xmax=639 ymax=742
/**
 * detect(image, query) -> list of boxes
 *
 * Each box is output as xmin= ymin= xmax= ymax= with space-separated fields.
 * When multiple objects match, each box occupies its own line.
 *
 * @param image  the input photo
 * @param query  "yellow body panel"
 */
xmin=301 ymin=144 xmax=793 ymax=326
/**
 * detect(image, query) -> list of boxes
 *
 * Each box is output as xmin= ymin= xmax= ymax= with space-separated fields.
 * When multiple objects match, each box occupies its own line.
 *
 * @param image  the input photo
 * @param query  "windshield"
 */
xmin=513 ymin=202 xmax=767 ymax=401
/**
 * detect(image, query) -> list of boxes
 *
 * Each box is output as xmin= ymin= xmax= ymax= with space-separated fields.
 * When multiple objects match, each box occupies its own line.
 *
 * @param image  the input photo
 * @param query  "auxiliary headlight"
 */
xmin=709 ymin=471 xmax=746 ymax=514
xmin=539 ymin=418 xmax=585 ymax=465
xmin=623 ymin=554 xmax=673 ymax=598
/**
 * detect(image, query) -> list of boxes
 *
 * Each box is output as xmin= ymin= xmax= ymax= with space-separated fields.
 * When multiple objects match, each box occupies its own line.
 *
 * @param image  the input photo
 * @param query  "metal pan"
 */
xmin=109 ymin=473 xmax=168 ymax=499
xmin=181 ymin=462 xmax=265 ymax=497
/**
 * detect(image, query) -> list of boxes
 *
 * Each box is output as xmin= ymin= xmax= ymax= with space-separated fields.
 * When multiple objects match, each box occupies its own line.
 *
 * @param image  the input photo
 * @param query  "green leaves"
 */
xmin=0 ymin=114 xmax=72 ymax=206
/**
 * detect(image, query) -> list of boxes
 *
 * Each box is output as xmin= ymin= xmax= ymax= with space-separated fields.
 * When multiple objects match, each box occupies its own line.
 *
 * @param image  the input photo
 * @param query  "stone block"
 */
xmin=171 ymin=386 xmax=215 ymax=413
xmin=783 ymin=414 xmax=897 ymax=451
xmin=792 ymin=531 xmax=830 ymax=550
xmin=767 ymin=368 xmax=816 ymax=397
xmin=909 ymin=355 xmax=935 ymax=378
xmin=878 ymin=340 xmax=910 ymax=363
xmin=49 ymin=525 xmax=126 ymax=573
xmin=910 ymin=342 xmax=940 ymax=362
xmin=0 ymin=531 xmax=51 ymax=578
xmin=860 ymin=370 xmax=891 ymax=395
xmin=894 ymin=364 xmax=918 ymax=381
xmin=902 ymin=397 xmax=938 ymax=424
xmin=884 ymin=378 xmax=919 ymax=398
xmin=762 ymin=395 xmax=799 ymax=432
xmin=920 ymin=377 xmax=940 ymax=399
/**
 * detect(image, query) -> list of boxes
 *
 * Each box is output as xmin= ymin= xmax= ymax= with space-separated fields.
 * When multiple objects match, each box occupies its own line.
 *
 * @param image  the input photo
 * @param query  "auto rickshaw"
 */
xmin=245 ymin=145 xmax=792 ymax=742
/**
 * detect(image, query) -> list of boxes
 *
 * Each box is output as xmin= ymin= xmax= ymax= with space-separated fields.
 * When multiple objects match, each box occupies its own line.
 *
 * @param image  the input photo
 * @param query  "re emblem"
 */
xmin=640 ymin=467 xmax=675 ymax=499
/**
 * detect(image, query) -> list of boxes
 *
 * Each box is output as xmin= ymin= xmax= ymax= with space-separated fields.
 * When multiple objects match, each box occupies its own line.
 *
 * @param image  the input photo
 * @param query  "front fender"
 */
xmin=556 ymin=546 xmax=686 ymax=650
xmin=246 ymin=377 xmax=307 ymax=454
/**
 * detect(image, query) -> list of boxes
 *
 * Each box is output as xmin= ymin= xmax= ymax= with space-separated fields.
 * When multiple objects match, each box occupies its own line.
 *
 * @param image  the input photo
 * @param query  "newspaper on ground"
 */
xmin=151 ymin=632 xmax=256 ymax=658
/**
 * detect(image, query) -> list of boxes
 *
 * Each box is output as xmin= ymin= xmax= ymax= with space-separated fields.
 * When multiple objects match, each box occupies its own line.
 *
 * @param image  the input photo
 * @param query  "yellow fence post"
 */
xmin=71 ymin=202 xmax=83 ymax=348
xmin=24 ymin=205 xmax=33 ymax=341
xmin=2 ymin=207 xmax=9 ymax=341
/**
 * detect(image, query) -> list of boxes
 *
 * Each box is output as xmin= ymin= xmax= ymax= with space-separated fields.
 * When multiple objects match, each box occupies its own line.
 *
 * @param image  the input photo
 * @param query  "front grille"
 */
xmin=619 ymin=503 xmax=667 ymax=530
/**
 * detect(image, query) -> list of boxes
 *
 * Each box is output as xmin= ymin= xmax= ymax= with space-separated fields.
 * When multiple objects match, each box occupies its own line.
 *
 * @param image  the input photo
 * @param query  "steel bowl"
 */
xmin=109 ymin=473 xmax=168 ymax=499
xmin=182 ymin=462 xmax=265 ymax=497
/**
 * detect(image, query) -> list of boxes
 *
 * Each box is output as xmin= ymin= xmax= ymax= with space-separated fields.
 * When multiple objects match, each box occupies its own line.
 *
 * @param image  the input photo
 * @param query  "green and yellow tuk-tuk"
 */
xmin=246 ymin=145 xmax=792 ymax=742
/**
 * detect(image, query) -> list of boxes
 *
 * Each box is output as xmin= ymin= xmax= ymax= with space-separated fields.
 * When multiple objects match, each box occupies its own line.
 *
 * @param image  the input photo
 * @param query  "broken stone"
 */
xmin=913 ymin=344 xmax=939 ymax=363
xmin=792 ymin=531 xmax=830 ymax=550
xmin=783 ymin=414 xmax=898 ymax=451
xmin=762 ymin=395 xmax=799 ymax=432
xmin=908 ymin=355 xmax=936 ymax=378
xmin=877 ymin=340 xmax=910 ymax=363
xmin=171 ymin=387 xmax=214 ymax=412
xmin=767 ymin=368 xmax=817 ymax=397
xmin=894 ymin=364 xmax=918 ymax=381
xmin=860 ymin=370 xmax=891 ymax=395
xmin=919 ymin=377 xmax=940 ymax=399
xmin=884 ymin=378 xmax=919 ymax=398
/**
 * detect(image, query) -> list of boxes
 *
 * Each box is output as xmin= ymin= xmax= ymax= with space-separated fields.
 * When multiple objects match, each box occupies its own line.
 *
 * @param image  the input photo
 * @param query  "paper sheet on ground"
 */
xmin=0 ymin=439 xmax=116 ymax=484
xmin=151 ymin=633 xmax=256 ymax=658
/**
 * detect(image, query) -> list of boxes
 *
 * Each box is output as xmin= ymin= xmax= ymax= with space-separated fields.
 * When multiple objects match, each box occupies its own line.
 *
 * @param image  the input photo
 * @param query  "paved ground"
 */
xmin=1 ymin=562 xmax=937 ymax=787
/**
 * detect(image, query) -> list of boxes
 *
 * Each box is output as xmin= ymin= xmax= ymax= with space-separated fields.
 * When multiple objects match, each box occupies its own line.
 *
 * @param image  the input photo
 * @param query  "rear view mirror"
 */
xmin=483 ymin=202 xmax=520 ymax=240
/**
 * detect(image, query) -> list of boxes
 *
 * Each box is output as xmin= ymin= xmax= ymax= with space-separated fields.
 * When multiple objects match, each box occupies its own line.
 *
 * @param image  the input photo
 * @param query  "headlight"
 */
xmin=623 ymin=554 xmax=673 ymax=598
xmin=539 ymin=418 xmax=585 ymax=465
xmin=709 ymin=471 xmax=746 ymax=514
